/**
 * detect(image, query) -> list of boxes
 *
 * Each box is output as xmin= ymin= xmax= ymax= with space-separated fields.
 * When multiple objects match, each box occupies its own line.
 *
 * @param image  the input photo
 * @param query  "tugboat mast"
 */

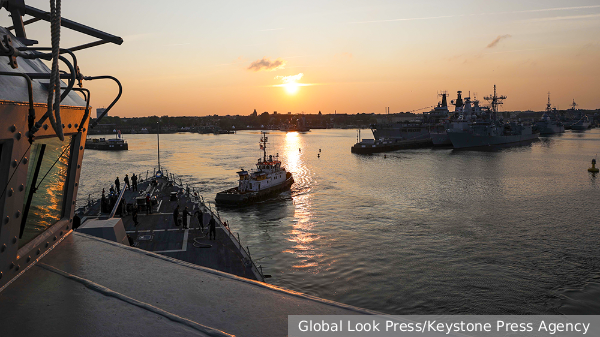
xmin=546 ymin=92 xmax=552 ymax=112
xmin=261 ymin=131 xmax=268 ymax=162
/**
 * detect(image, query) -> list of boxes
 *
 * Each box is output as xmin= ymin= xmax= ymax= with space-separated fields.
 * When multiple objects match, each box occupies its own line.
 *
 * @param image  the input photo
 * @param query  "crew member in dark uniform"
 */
xmin=124 ymin=174 xmax=130 ymax=190
xmin=173 ymin=205 xmax=180 ymax=227
xmin=131 ymin=174 xmax=138 ymax=191
xmin=209 ymin=217 xmax=216 ymax=240
xmin=182 ymin=206 xmax=189 ymax=229
xmin=115 ymin=176 xmax=121 ymax=193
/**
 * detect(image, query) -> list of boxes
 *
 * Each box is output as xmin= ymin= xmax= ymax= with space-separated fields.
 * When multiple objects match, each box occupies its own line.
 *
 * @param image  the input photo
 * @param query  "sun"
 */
xmin=284 ymin=81 xmax=299 ymax=94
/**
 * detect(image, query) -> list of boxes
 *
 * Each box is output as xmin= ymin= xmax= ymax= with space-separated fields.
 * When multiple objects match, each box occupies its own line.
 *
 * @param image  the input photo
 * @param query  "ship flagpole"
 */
xmin=157 ymin=120 xmax=161 ymax=174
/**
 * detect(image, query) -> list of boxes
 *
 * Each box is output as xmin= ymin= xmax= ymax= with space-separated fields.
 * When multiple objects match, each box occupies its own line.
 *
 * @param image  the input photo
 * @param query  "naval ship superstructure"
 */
xmin=447 ymin=85 xmax=539 ymax=149
xmin=0 ymin=2 xmax=378 ymax=336
xmin=429 ymin=91 xmax=487 ymax=146
xmin=569 ymin=99 xmax=591 ymax=131
xmin=535 ymin=93 xmax=564 ymax=135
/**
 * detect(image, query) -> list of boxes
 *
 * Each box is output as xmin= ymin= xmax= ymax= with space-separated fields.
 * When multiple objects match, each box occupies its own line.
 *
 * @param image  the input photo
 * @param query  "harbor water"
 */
xmin=78 ymin=129 xmax=600 ymax=314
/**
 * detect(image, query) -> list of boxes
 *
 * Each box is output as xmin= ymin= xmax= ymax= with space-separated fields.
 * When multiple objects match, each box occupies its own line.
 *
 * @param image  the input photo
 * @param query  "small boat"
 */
xmin=351 ymin=137 xmax=432 ymax=154
xmin=216 ymin=132 xmax=294 ymax=205
xmin=85 ymin=136 xmax=128 ymax=150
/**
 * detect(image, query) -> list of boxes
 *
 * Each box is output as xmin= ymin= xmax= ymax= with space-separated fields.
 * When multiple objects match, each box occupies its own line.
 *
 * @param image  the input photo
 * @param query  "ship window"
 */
xmin=19 ymin=137 xmax=73 ymax=248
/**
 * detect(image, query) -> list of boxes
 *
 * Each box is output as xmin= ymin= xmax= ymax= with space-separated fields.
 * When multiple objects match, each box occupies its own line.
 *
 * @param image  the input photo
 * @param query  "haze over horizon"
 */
xmin=2 ymin=0 xmax=599 ymax=117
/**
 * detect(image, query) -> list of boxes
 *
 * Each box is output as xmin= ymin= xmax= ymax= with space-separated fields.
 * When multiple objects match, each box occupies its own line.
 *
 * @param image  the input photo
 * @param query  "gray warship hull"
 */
xmin=537 ymin=123 xmax=565 ymax=135
xmin=448 ymin=132 xmax=539 ymax=149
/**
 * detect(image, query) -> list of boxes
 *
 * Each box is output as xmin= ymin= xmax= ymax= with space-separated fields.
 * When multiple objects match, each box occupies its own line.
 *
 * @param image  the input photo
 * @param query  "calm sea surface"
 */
xmin=78 ymin=129 xmax=600 ymax=314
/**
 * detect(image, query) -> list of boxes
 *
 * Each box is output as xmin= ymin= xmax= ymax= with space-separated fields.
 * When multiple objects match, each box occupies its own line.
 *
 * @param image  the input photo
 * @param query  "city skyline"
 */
xmin=2 ymin=0 xmax=599 ymax=117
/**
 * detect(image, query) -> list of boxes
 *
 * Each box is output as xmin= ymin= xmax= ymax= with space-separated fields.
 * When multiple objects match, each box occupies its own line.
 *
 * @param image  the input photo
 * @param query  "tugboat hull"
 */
xmin=215 ymin=173 xmax=294 ymax=205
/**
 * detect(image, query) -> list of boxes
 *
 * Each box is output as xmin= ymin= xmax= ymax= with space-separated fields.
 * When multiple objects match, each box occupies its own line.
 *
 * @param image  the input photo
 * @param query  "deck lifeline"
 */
xmin=81 ymin=176 xmax=260 ymax=280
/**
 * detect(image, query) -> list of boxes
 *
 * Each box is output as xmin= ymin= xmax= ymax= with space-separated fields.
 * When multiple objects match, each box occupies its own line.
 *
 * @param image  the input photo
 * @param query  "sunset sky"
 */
xmin=3 ymin=0 xmax=600 ymax=116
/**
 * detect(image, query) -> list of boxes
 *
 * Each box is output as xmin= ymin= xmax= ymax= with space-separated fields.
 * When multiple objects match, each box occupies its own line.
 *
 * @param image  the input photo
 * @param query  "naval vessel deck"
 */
xmin=80 ymin=174 xmax=262 ymax=281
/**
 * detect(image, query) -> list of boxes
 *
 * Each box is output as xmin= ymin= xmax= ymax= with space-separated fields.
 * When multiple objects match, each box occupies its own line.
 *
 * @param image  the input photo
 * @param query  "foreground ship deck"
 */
xmin=0 ymin=230 xmax=377 ymax=337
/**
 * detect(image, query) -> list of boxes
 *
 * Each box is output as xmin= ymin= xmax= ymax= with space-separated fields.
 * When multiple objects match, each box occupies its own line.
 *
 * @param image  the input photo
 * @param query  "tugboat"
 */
xmin=215 ymin=132 xmax=294 ymax=205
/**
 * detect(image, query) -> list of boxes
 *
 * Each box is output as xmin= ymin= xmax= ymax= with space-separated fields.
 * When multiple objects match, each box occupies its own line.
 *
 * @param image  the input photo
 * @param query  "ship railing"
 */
xmin=164 ymin=168 xmax=266 ymax=282
xmin=107 ymin=185 xmax=126 ymax=218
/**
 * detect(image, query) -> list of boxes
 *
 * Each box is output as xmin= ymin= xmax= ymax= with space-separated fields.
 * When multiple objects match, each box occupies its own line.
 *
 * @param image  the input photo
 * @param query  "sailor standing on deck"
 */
xmin=115 ymin=177 xmax=121 ymax=193
xmin=132 ymin=204 xmax=139 ymax=226
xmin=173 ymin=205 xmax=180 ymax=227
xmin=124 ymin=174 xmax=130 ymax=190
xmin=182 ymin=206 xmax=189 ymax=229
xmin=145 ymin=194 xmax=151 ymax=215
xmin=209 ymin=217 xmax=216 ymax=240
xmin=131 ymin=174 xmax=138 ymax=191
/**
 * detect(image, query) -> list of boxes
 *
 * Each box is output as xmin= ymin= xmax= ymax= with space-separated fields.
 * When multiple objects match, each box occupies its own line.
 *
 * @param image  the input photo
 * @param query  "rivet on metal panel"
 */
xmin=79 ymin=146 xmax=83 ymax=150
xmin=62 ymin=124 xmax=65 ymax=128
xmin=53 ymin=236 xmax=57 ymax=241
xmin=78 ymin=165 xmax=81 ymax=169
xmin=43 ymin=124 xmax=48 ymax=130
xmin=45 ymin=242 xmax=49 ymax=248
xmin=12 ymin=159 xmax=17 ymax=168
xmin=0 ymin=271 xmax=3 ymax=279
xmin=15 ymin=265 xmax=20 ymax=271
xmin=15 ymin=132 xmax=21 ymax=140
xmin=68 ymin=124 xmax=72 ymax=128
xmin=72 ymin=200 xmax=75 ymax=205
xmin=3 ymin=216 xmax=8 ymax=224
xmin=15 ymin=211 xmax=20 ymax=219
xmin=9 ymin=125 xmax=16 ymax=132
xmin=66 ymin=225 xmax=70 ymax=230
xmin=26 ymin=256 xmax=31 ymax=263
xmin=75 ymin=183 xmax=78 ymax=186
xmin=9 ymin=262 xmax=14 ymax=269
xmin=22 ymin=157 xmax=28 ymax=164
xmin=1 ymin=244 xmax=6 ymax=252
xmin=60 ymin=231 xmax=63 ymax=236
xmin=75 ymin=124 xmax=79 ymax=128
xmin=7 ymin=188 xmax=13 ymax=197
xmin=12 ymin=237 xmax=17 ymax=244
xmin=83 ymin=128 xmax=86 ymax=132
xmin=36 ymin=248 xmax=41 ymax=255
xmin=18 ymin=184 xmax=24 ymax=192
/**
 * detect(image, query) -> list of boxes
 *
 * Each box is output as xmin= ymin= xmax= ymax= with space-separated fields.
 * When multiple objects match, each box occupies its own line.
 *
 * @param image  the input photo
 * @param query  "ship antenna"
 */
xmin=484 ymin=84 xmax=507 ymax=120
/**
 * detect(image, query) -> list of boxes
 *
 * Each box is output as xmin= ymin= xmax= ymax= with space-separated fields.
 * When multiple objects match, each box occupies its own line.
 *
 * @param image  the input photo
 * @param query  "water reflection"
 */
xmin=20 ymin=137 xmax=71 ymax=247
xmin=283 ymin=132 xmax=321 ymax=271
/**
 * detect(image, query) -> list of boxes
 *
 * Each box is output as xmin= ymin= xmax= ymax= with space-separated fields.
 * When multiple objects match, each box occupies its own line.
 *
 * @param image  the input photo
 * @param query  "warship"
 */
xmin=535 ymin=93 xmax=564 ymax=135
xmin=0 ymin=2 xmax=376 ymax=336
xmin=447 ymin=85 xmax=539 ymax=149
